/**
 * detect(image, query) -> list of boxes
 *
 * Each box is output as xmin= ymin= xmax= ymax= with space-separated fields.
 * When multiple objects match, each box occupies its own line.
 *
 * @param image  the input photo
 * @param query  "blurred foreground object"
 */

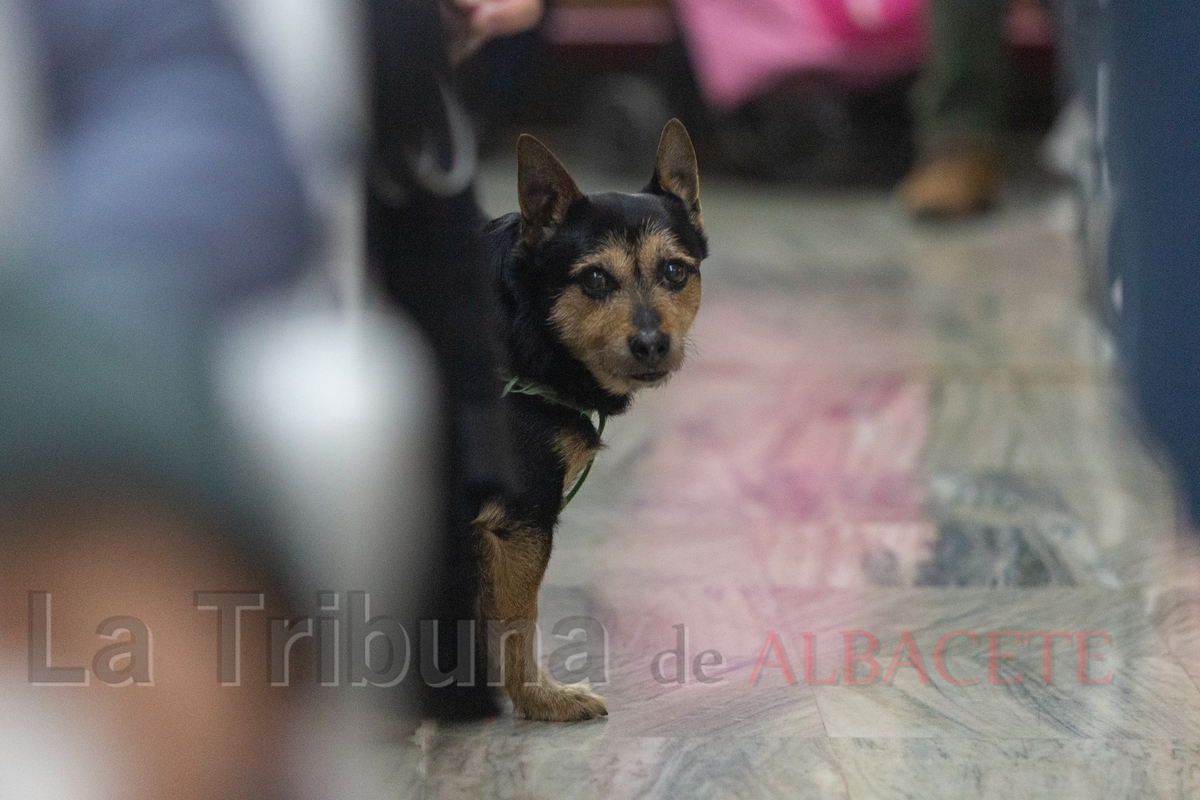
xmin=16 ymin=0 xmax=311 ymax=315
xmin=0 ymin=0 xmax=452 ymax=795
xmin=1094 ymin=0 xmax=1200 ymax=526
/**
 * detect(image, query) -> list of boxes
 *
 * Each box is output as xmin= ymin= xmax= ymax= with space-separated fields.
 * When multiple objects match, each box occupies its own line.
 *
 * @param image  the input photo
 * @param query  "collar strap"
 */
xmin=501 ymin=375 xmax=607 ymax=508
xmin=502 ymin=375 xmax=600 ymax=418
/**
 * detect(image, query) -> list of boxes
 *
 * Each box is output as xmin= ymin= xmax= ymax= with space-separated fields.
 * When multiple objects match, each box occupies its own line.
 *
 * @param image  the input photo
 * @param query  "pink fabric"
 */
xmin=674 ymin=0 xmax=927 ymax=109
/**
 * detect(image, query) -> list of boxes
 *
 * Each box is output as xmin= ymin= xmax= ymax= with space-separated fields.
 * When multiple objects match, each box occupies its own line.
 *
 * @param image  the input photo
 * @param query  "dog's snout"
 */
xmin=628 ymin=329 xmax=670 ymax=363
xmin=629 ymin=305 xmax=669 ymax=364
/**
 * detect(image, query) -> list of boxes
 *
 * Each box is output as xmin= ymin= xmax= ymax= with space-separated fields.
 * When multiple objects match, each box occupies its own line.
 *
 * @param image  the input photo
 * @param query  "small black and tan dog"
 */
xmin=475 ymin=120 xmax=706 ymax=721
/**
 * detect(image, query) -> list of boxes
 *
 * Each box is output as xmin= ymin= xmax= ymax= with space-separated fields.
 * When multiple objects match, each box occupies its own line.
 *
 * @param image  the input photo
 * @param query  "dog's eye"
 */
xmin=661 ymin=261 xmax=688 ymax=289
xmin=580 ymin=268 xmax=613 ymax=297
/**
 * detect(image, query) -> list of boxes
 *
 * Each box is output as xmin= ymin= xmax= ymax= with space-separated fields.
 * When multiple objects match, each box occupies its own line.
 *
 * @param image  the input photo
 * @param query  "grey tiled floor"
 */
xmin=387 ymin=151 xmax=1200 ymax=799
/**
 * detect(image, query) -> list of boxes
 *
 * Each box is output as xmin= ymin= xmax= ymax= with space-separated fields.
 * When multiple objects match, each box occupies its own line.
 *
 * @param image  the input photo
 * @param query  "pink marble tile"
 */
xmin=684 ymin=294 xmax=922 ymax=379
xmin=589 ymin=579 xmax=784 ymax=670
xmin=593 ymin=518 xmax=933 ymax=590
xmin=634 ymin=380 xmax=925 ymax=517
xmin=603 ymin=352 xmax=935 ymax=587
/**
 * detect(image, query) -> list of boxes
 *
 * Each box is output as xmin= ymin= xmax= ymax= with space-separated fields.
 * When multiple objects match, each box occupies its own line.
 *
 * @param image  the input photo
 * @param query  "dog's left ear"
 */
xmin=518 ymin=134 xmax=583 ymax=246
xmin=648 ymin=119 xmax=702 ymax=230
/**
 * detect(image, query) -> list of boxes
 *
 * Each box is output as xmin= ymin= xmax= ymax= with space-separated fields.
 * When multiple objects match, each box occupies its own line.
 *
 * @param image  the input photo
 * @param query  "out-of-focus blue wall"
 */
xmin=1079 ymin=0 xmax=1200 ymax=520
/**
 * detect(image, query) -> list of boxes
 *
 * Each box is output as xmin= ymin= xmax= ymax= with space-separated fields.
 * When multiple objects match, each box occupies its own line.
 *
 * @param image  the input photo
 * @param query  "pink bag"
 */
xmin=674 ymin=0 xmax=927 ymax=110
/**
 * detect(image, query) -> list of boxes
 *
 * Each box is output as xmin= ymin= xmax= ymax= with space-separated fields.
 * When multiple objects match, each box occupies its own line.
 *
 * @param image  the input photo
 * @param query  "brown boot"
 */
xmin=896 ymin=143 xmax=1000 ymax=219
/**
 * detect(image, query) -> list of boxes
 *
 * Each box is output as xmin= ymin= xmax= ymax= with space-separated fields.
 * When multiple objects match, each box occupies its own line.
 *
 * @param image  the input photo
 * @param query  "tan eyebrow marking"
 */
xmin=637 ymin=223 xmax=696 ymax=284
xmin=568 ymin=232 xmax=636 ymax=285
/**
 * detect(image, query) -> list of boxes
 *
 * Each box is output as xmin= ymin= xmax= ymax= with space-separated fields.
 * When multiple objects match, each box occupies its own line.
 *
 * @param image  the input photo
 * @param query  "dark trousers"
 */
xmin=912 ymin=0 xmax=1008 ymax=151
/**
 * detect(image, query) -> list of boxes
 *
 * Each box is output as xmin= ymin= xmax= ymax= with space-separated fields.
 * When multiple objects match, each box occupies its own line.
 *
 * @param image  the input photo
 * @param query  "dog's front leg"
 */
xmin=474 ymin=503 xmax=607 ymax=721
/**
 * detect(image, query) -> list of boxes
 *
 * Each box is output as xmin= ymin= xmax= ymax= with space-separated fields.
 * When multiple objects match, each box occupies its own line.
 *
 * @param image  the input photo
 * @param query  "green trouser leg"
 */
xmin=912 ymin=0 xmax=1009 ymax=152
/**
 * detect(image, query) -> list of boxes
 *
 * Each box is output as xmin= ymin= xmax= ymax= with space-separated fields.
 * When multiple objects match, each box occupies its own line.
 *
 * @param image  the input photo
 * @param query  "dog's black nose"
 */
xmin=628 ymin=330 xmax=670 ymax=363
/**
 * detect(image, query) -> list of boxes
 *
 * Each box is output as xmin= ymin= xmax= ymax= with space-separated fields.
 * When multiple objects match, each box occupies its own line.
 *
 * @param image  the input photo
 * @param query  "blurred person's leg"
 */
xmin=367 ymin=0 xmax=522 ymax=721
xmin=898 ymin=0 xmax=1007 ymax=218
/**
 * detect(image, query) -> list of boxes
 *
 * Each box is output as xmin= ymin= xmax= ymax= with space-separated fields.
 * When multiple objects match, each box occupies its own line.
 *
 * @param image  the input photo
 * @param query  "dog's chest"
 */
xmin=555 ymin=430 xmax=599 ymax=496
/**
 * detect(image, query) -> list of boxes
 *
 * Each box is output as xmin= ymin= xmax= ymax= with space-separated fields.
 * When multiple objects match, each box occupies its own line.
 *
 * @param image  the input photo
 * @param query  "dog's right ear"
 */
xmin=648 ymin=119 xmax=702 ymax=230
xmin=517 ymin=134 xmax=582 ymax=246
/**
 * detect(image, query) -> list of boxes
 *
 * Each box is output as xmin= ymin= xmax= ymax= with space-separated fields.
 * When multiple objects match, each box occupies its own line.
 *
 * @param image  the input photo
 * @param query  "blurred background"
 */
xmin=462 ymin=0 xmax=1059 ymax=185
xmin=3 ymin=0 xmax=1200 ymax=796
xmin=457 ymin=0 xmax=1198 ymax=537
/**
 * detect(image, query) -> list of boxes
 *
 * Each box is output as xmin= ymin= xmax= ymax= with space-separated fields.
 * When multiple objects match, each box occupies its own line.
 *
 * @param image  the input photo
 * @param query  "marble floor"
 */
xmin=386 ymin=150 xmax=1200 ymax=798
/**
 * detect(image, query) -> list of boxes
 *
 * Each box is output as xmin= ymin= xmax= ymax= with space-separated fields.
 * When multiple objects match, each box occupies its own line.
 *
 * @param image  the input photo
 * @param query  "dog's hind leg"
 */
xmin=474 ymin=502 xmax=607 ymax=721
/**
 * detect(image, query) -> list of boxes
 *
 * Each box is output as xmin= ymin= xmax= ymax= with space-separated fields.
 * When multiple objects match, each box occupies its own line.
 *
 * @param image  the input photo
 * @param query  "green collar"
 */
xmin=501 ymin=375 xmax=607 ymax=508
xmin=502 ymin=375 xmax=597 ymax=416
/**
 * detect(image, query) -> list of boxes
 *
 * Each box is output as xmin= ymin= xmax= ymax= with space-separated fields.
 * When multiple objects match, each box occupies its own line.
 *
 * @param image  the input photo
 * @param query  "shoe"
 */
xmin=896 ymin=144 xmax=1000 ymax=219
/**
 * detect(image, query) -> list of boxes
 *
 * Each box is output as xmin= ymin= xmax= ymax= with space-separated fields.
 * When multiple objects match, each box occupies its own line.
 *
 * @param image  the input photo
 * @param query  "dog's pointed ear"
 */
xmin=517 ymin=134 xmax=582 ymax=246
xmin=648 ymin=119 xmax=702 ymax=229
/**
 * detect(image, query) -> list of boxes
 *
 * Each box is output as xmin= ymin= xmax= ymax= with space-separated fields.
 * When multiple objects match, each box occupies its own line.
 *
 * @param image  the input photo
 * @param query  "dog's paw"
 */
xmin=513 ymin=682 xmax=608 ymax=722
